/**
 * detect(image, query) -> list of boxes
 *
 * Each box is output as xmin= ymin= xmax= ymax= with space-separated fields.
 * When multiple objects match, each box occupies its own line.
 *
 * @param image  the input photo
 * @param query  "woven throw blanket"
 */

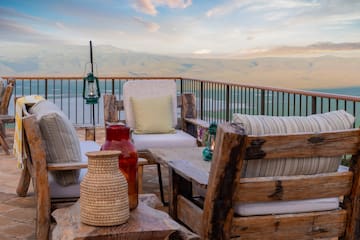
xmin=14 ymin=95 xmax=44 ymax=169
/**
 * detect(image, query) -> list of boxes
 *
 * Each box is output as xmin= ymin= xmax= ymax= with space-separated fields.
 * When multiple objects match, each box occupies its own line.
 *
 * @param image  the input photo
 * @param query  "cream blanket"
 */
xmin=14 ymin=95 xmax=44 ymax=169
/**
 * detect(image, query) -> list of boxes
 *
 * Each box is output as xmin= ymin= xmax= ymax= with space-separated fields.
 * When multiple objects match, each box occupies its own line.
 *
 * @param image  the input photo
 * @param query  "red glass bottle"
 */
xmin=101 ymin=124 xmax=138 ymax=210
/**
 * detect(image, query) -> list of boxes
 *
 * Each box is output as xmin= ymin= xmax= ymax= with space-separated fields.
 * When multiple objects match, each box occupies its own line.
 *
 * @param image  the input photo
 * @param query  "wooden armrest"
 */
xmin=47 ymin=162 xmax=88 ymax=171
xmin=0 ymin=115 xmax=15 ymax=123
xmin=184 ymin=118 xmax=209 ymax=129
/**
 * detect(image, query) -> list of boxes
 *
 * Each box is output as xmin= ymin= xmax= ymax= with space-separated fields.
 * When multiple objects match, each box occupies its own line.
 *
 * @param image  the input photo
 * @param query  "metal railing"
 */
xmin=2 ymin=76 xmax=360 ymax=127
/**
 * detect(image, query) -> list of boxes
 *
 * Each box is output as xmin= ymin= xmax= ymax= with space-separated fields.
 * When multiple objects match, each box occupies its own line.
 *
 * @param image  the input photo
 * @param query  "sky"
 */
xmin=1 ymin=0 xmax=360 ymax=58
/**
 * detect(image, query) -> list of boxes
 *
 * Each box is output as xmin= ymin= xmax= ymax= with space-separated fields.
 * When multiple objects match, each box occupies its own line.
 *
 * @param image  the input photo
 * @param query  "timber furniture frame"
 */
xmin=104 ymin=91 xmax=208 ymax=205
xmin=0 ymin=78 xmax=15 ymax=154
xmin=169 ymin=123 xmax=360 ymax=240
xmin=15 ymin=105 xmax=90 ymax=240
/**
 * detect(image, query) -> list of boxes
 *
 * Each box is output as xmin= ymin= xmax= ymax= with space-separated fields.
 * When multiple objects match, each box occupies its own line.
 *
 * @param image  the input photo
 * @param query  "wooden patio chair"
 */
xmin=103 ymin=80 xmax=208 ymax=205
xmin=16 ymin=100 xmax=100 ymax=240
xmin=0 ymin=78 xmax=15 ymax=154
xmin=169 ymin=122 xmax=360 ymax=239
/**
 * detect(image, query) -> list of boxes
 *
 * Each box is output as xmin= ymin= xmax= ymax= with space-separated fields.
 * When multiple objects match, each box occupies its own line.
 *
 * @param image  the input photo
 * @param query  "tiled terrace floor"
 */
xmin=0 ymin=127 xmax=169 ymax=240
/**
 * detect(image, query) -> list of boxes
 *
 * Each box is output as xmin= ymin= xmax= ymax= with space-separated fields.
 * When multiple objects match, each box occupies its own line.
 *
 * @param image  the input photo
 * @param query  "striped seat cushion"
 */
xmin=232 ymin=110 xmax=354 ymax=216
xmin=232 ymin=110 xmax=355 ymax=177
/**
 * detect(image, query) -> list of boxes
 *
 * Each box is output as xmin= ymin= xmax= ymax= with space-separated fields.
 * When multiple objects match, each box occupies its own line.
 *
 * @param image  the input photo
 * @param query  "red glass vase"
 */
xmin=101 ymin=124 xmax=138 ymax=210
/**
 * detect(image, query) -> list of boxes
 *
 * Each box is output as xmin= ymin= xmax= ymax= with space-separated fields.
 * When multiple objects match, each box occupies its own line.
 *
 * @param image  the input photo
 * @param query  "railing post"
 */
xmin=45 ymin=78 xmax=48 ymax=99
xmin=200 ymin=81 xmax=204 ymax=120
xmin=312 ymin=96 xmax=317 ymax=114
xmin=112 ymin=78 xmax=115 ymax=95
xmin=180 ymin=78 xmax=183 ymax=94
xmin=261 ymin=89 xmax=265 ymax=115
xmin=226 ymin=85 xmax=230 ymax=121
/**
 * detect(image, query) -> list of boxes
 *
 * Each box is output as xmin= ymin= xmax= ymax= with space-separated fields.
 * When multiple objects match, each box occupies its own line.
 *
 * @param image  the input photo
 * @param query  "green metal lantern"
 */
xmin=202 ymin=122 xmax=217 ymax=161
xmin=82 ymin=72 xmax=100 ymax=104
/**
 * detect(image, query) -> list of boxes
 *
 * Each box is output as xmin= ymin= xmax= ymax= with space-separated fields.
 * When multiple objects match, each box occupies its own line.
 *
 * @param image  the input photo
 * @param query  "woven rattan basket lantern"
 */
xmin=80 ymin=151 xmax=129 ymax=226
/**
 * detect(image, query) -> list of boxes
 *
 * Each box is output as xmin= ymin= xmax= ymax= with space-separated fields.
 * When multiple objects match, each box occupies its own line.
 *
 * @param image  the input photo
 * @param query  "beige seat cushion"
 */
xmin=132 ymin=130 xmax=197 ymax=150
xmin=30 ymin=100 xmax=82 ymax=186
xmin=123 ymin=80 xmax=178 ymax=129
xmin=131 ymin=95 xmax=175 ymax=134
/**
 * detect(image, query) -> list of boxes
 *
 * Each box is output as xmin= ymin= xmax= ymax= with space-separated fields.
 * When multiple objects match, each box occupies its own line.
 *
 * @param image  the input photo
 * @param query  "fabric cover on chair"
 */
xmin=123 ymin=80 xmax=197 ymax=149
xmin=49 ymin=141 xmax=100 ymax=198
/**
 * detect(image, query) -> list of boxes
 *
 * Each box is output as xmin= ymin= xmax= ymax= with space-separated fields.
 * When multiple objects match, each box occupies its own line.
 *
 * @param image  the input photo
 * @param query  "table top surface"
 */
xmin=52 ymin=195 xmax=185 ymax=240
xmin=149 ymin=147 xmax=212 ymax=188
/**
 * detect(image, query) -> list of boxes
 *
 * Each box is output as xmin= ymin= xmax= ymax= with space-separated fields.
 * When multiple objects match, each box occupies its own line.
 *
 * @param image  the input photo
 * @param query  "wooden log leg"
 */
xmin=85 ymin=127 xmax=95 ymax=141
xmin=0 ymin=121 xmax=9 ymax=154
xmin=16 ymin=164 xmax=31 ymax=197
xmin=169 ymin=168 xmax=192 ymax=220
xmin=137 ymin=158 xmax=147 ymax=194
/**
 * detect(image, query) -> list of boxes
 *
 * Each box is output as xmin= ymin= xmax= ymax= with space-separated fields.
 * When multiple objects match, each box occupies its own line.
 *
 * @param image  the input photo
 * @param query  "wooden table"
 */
xmin=51 ymin=194 xmax=199 ymax=240
xmin=149 ymin=147 xmax=211 ymax=187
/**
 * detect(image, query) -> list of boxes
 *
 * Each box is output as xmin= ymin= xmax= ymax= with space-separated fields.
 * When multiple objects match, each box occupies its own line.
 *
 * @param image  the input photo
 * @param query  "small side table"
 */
xmin=52 ymin=194 xmax=199 ymax=240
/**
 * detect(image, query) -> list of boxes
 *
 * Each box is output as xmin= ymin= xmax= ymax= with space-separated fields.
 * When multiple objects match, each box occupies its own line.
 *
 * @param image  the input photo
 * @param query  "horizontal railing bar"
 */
xmin=4 ymin=76 xmax=359 ymax=102
xmin=181 ymin=77 xmax=360 ymax=102
xmin=2 ymin=76 xmax=359 ymax=129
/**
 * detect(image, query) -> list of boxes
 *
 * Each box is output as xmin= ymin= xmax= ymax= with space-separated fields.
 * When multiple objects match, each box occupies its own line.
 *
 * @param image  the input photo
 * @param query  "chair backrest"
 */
xmin=202 ymin=123 xmax=360 ymax=239
xmin=122 ymin=80 xmax=178 ymax=128
xmin=0 ymin=79 xmax=14 ymax=115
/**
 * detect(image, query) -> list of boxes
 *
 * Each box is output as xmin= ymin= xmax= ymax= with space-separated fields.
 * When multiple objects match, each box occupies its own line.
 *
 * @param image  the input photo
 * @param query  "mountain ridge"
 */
xmin=1 ymin=44 xmax=359 ymax=89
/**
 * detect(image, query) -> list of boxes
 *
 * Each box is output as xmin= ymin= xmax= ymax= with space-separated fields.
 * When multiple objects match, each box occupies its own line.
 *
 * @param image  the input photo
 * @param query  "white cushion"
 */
xmin=234 ymin=197 xmax=339 ymax=216
xmin=132 ymin=130 xmax=197 ymax=150
xmin=123 ymin=80 xmax=178 ymax=129
xmin=49 ymin=141 xmax=100 ymax=198
xmin=233 ymin=164 xmax=349 ymax=216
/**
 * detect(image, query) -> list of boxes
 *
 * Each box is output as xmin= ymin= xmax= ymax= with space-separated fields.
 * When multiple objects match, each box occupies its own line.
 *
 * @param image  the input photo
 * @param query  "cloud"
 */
xmin=0 ymin=17 xmax=67 ymax=45
xmin=133 ymin=0 xmax=192 ymax=15
xmin=0 ymin=7 xmax=43 ymax=22
xmin=206 ymin=0 xmax=318 ymax=17
xmin=249 ymin=42 xmax=360 ymax=57
xmin=193 ymin=49 xmax=212 ymax=55
xmin=133 ymin=17 xmax=160 ymax=32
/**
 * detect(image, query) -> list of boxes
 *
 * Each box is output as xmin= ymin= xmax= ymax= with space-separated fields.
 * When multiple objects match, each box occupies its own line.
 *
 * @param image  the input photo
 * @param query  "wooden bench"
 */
xmin=169 ymin=123 xmax=360 ymax=239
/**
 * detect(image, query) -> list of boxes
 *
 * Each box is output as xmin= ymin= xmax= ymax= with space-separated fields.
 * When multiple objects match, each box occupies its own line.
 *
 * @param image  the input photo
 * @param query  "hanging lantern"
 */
xmin=83 ymin=72 xmax=100 ymax=104
xmin=202 ymin=122 xmax=217 ymax=161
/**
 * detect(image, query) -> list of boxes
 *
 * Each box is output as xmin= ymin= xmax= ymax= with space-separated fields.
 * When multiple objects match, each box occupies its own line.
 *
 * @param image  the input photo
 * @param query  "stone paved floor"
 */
xmin=0 ymin=127 xmax=169 ymax=240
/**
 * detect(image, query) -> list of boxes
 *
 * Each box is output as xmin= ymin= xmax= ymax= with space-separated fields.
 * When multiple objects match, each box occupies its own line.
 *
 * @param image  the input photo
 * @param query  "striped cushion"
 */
xmin=232 ymin=110 xmax=355 ymax=177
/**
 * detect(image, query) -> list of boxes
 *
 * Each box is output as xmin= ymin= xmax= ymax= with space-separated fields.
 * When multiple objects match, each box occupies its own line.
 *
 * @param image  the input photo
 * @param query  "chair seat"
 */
xmin=194 ymin=165 xmax=349 ymax=217
xmin=132 ymin=130 xmax=197 ymax=150
xmin=234 ymin=197 xmax=339 ymax=216
xmin=49 ymin=141 xmax=100 ymax=198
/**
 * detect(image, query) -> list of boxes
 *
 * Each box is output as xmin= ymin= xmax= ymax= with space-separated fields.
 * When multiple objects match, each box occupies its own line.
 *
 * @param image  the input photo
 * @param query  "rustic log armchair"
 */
xmin=16 ymin=100 xmax=100 ymax=240
xmin=169 ymin=121 xmax=360 ymax=239
xmin=103 ymin=80 xmax=207 ymax=204
xmin=0 ymin=78 xmax=15 ymax=154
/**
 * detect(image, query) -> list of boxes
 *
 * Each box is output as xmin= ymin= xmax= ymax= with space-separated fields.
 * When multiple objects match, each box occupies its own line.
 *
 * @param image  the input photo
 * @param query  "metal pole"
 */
xmin=90 ymin=40 xmax=95 ymax=140
xmin=90 ymin=40 xmax=94 ymax=74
